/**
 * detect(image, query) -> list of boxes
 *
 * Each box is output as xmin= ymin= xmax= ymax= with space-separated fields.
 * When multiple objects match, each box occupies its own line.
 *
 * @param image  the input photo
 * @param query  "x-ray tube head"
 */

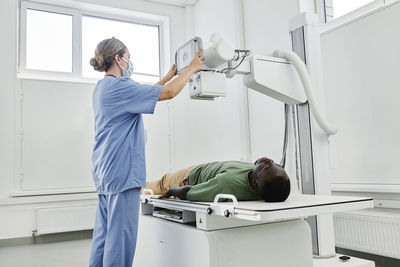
xmin=203 ymin=33 xmax=235 ymax=68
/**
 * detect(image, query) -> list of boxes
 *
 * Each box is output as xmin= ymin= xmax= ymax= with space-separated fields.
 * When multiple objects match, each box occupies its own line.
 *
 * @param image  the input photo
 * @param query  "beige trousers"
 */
xmin=142 ymin=165 xmax=200 ymax=195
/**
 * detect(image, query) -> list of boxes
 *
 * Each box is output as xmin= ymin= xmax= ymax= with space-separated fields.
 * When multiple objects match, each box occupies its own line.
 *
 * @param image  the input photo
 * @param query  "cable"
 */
xmin=219 ymin=50 xmax=251 ymax=73
xmin=274 ymin=49 xmax=337 ymax=136
xmin=195 ymin=57 xmax=245 ymax=74
xmin=219 ymin=56 xmax=246 ymax=73
xmin=279 ymin=103 xmax=290 ymax=168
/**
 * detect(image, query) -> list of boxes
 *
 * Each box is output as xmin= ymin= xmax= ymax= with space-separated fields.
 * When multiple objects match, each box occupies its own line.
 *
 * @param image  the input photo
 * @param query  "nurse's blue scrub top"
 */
xmin=92 ymin=76 xmax=162 ymax=195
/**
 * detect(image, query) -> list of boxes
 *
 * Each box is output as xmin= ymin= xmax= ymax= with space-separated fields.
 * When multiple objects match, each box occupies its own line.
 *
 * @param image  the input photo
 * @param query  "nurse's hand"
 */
xmin=165 ymin=64 xmax=177 ymax=81
xmin=159 ymin=185 xmax=193 ymax=200
xmin=158 ymin=49 xmax=204 ymax=101
xmin=187 ymin=49 xmax=205 ymax=73
xmin=155 ymin=64 xmax=177 ymax=86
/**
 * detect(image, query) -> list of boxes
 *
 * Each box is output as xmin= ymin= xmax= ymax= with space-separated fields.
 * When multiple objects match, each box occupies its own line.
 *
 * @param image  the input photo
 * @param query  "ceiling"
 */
xmin=143 ymin=0 xmax=200 ymax=7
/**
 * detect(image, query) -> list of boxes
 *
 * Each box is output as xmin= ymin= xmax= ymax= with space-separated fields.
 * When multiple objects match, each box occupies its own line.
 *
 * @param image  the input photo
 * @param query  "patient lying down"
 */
xmin=143 ymin=157 xmax=290 ymax=202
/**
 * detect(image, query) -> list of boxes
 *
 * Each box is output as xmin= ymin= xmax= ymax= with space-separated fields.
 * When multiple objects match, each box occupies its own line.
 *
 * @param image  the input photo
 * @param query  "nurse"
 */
xmin=88 ymin=37 xmax=204 ymax=267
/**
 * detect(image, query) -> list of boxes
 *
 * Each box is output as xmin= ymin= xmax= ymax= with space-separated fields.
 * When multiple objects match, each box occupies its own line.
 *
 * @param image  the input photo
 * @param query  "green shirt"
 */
xmin=186 ymin=161 xmax=262 ymax=202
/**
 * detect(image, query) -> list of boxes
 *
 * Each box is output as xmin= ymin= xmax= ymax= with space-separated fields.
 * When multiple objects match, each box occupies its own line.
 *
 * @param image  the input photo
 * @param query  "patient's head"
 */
xmin=248 ymin=157 xmax=291 ymax=202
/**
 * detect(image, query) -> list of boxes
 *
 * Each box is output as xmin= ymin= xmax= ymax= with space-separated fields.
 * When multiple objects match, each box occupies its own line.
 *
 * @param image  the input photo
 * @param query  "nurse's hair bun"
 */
xmin=90 ymin=55 xmax=106 ymax=72
xmin=90 ymin=37 xmax=127 ymax=72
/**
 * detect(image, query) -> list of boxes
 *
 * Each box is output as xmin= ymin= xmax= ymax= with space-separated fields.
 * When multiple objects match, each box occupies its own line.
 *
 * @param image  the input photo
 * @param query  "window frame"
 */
xmin=19 ymin=1 xmax=79 ymax=77
xmin=19 ymin=0 xmax=167 ymax=83
xmin=318 ymin=0 xmax=386 ymax=33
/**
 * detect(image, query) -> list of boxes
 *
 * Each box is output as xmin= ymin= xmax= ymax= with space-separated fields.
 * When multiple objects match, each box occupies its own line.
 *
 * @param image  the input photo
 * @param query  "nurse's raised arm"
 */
xmin=155 ymin=64 xmax=177 ymax=86
xmin=158 ymin=49 xmax=205 ymax=101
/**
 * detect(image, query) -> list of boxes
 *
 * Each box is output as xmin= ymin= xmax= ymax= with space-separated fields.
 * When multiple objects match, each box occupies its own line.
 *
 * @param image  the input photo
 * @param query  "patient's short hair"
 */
xmin=260 ymin=175 xmax=291 ymax=202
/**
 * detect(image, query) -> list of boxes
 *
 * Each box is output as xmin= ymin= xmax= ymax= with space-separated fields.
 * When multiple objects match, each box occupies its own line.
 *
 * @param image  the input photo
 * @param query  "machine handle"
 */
xmin=213 ymin=194 xmax=238 ymax=207
xmin=141 ymin=189 xmax=154 ymax=204
xmin=142 ymin=189 xmax=154 ymax=196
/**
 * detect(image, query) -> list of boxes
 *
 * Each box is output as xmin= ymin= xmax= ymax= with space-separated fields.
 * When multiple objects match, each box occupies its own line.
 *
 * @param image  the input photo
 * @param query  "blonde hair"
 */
xmin=90 ymin=37 xmax=127 ymax=72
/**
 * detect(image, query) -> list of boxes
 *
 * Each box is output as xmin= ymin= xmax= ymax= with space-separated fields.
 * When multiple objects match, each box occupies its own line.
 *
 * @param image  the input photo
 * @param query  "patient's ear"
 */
xmin=248 ymin=171 xmax=254 ymax=183
xmin=248 ymin=171 xmax=257 ymax=189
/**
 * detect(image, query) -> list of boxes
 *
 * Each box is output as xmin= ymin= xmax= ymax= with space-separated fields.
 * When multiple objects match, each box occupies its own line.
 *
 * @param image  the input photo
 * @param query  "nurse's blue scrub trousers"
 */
xmin=89 ymin=187 xmax=140 ymax=267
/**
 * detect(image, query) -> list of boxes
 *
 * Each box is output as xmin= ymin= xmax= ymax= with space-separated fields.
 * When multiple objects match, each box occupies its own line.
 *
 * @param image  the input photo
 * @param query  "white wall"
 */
xmin=171 ymin=0 xmax=251 ymax=169
xmin=320 ymin=2 xmax=400 ymax=189
xmin=172 ymin=0 xmax=304 ymax=169
xmin=0 ymin=0 xmax=307 ymax=240
xmin=0 ymin=0 xmax=186 ymax=239
xmin=173 ymin=0 xmax=305 ymax=196
xmin=243 ymin=0 xmax=301 ymax=171
xmin=0 ymin=0 xmax=18 ymax=202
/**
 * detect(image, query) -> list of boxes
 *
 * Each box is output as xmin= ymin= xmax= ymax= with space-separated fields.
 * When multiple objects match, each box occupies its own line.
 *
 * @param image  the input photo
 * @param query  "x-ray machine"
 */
xmin=133 ymin=13 xmax=374 ymax=267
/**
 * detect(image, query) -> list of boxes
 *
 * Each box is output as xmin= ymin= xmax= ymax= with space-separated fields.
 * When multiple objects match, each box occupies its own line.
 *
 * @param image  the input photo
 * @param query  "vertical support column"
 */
xmin=235 ymin=0 xmax=252 ymax=162
xmin=291 ymin=26 xmax=320 ymax=255
xmin=289 ymin=13 xmax=335 ymax=257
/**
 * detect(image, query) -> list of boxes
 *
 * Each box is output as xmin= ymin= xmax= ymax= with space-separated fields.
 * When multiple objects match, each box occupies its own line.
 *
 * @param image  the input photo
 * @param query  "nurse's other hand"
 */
xmin=187 ymin=49 xmax=204 ymax=73
xmin=165 ymin=64 xmax=177 ymax=81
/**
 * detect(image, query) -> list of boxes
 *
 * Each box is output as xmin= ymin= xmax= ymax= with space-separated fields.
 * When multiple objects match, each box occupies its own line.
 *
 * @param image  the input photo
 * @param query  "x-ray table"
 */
xmin=133 ymin=192 xmax=373 ymax=267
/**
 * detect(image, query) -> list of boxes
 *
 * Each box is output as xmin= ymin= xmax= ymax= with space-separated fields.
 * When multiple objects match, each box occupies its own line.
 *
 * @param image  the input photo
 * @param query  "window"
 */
xmin=318 ymin=0 xmax=388 ymax=28
xmin=26 ymin=9 xmax=72 ymax=72
xmin=82 ymin=16 xmax=160 ymax=83
xmin=324 ymin=0 xmax=377 ymax=22
xmin=19 ymin=1 xmax=163 ymax=83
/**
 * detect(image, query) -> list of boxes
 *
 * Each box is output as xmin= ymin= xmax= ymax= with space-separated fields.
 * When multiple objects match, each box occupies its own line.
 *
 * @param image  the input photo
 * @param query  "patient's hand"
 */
xmin=159 ymin=185 xmax=193 ymax=200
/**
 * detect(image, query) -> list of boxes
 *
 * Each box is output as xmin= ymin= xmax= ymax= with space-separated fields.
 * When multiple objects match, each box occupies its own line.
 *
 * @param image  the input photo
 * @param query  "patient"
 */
xmin=143 ymin=157 xmax=290 ymax=202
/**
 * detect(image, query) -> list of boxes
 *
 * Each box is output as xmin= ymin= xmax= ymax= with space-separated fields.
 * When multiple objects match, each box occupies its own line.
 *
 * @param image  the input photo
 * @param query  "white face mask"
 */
xmin=119 ymin=57 xmax=134 ymax=77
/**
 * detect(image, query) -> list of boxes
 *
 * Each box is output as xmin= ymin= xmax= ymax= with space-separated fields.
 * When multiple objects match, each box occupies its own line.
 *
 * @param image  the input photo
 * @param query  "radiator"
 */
xmin=334 ymin=210 xmax=400 ymax=259
xmin=34 ymin=205 xmax=96 ymax=235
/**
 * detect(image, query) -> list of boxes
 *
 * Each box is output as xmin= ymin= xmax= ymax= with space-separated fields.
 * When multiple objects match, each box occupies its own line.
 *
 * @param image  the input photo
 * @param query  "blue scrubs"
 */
xmin=89 ymin=76 xmax=162 ymax=267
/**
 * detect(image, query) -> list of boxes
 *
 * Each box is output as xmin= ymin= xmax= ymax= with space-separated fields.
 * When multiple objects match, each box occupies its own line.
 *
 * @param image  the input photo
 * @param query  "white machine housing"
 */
xmin=135 ymin=216 xmax=313 ymax=267
xmin=202 ymin=33 xmax=236 ymax=68
xmin=243 ymin=55 xmax=307 ymax=104
xmin=175 ymin=35 xmax=233 ymax=100
xmin=134 ymin=192 xmax=373 ymax=267
xmin=188 ymin=71 xmax=226 ymax=99
xmin=175 ymin=37 xmax=203 ymax=75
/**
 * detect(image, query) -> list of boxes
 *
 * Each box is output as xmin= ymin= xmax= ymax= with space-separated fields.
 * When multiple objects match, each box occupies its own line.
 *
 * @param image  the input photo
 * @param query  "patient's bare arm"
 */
xmin=159 ymin=185 xmax=193 ymax=200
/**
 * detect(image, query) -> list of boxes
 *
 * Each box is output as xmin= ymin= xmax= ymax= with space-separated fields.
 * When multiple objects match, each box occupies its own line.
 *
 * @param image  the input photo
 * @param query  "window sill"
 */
xmin=17 ymin=72 xmax=160 ymax=85
xmin=17 ymin=72 xmax=99 ymax=85
xmin=331 ymin=183 xmax=400 ymax=194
